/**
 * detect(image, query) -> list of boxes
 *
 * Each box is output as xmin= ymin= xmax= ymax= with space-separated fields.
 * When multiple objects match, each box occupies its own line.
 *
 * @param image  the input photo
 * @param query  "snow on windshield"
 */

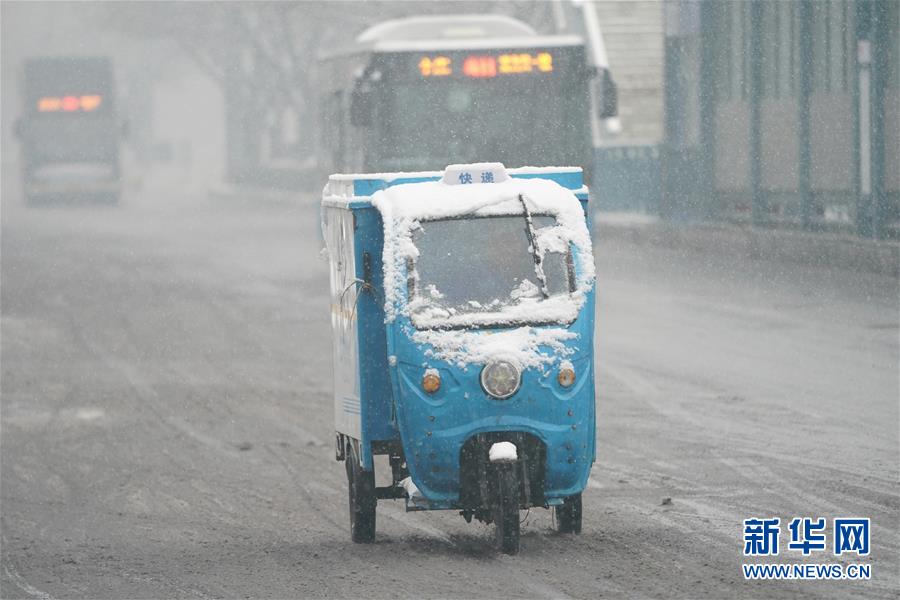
xmin=371 ymin=174 xmax=594 ymax=327
xmin=409 ymin=215 xmax=574 ymax=326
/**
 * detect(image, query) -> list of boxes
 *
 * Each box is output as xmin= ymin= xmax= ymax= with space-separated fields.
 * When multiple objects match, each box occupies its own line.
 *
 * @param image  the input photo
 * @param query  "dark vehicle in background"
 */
xmin=15 ymin=57 xmax=124 ymax=204
xmin=318 ymin=14 xmax=617 ymax=176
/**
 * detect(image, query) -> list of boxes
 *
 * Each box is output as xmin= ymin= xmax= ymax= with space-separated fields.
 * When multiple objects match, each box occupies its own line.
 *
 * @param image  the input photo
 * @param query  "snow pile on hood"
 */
xmin=408 ymin=291 xmax=584 ymax=330
xmin=412 ymin=326 xmax=577 ymax=370
xmin=371 ymin=174 xmax=594 ymax=324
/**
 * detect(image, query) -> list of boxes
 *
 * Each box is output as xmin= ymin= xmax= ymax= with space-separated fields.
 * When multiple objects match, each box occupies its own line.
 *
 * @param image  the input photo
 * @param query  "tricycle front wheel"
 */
xmin=555 ymin=493 xmax=582 ymax=534
xmin=492 ymin=465 xmax=520 ymax=554
xmin=345 ymin=445 xmax=376 ymax=543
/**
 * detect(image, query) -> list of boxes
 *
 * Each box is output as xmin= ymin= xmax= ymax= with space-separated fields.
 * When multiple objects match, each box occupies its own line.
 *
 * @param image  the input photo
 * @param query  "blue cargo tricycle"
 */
xmin=322 ymin=163 xmax=596 ymax=554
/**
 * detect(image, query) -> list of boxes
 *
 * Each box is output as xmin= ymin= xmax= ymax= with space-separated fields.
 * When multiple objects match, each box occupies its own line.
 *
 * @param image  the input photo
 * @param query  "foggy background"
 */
xmin=4 ymin=1 xmax=895 ymax=235
xmin=1 ymin=1 xmax=664 ymax=200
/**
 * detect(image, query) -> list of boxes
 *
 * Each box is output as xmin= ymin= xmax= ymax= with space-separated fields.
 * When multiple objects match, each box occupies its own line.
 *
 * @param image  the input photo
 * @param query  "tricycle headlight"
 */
xmin=480 ymin=361 xmax=521 ymax=399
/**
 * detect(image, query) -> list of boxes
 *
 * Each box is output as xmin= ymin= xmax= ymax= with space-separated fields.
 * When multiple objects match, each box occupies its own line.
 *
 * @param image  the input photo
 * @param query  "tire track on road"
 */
xmin=1 ymin=532 xmax=53 ymax=600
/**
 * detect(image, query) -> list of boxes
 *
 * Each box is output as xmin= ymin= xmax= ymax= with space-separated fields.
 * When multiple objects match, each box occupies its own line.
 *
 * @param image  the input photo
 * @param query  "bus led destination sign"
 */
xmin=418 ymin=52 xmax=554 ymax=78
xmin=37 ymin=95 xmax=103 ymax=112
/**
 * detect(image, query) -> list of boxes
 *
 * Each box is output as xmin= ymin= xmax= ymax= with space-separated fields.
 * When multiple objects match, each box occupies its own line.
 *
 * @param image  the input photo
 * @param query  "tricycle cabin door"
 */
xmin=324 ymin=207 xmax=362 ymax=439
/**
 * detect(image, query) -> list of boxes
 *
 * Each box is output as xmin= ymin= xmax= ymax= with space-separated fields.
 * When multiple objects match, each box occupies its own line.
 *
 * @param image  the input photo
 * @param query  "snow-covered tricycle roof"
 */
xmin=322 ymin=163 xmax=587 ymax=209
xmin=321 ymin=163 xmax=595 ymax=333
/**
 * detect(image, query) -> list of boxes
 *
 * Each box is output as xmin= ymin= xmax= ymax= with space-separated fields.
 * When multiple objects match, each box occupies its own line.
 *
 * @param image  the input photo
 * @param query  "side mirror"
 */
xmin=13 ymin=118 xmax=23 ymax=139
xmin=597 ymin=68 xmax=618 ymax=119
xmin=120 ymin=120 xmax=130 ymax=140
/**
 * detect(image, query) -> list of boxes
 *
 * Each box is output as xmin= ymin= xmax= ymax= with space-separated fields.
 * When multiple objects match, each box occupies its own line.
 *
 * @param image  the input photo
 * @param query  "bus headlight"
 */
xmin=422 ymin=370 xmax=441 ymax=394
xmin=480 ymin=361 xmax=520 ymax=399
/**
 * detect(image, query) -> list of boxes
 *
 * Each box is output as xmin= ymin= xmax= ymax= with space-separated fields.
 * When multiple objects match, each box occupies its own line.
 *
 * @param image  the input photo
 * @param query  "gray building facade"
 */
xmin=663 ymin=0 xmax=898 ymax=238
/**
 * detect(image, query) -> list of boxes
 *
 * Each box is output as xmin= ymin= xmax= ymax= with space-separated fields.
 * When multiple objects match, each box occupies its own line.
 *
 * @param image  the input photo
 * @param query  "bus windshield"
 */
xmin=409 ymin=215 xmax=575 ymax=329
xmin=382 ymin=79 xmax=568 ymax=171
xmin=368 ymin=46 xmax=590 ymax=172
xmin=24 ymin=58 xmax=113 ymax=115
xmin=20 ymin=58 xmax=118 ymax=165
xmin=23 ymin=117 xmax=118 ymax=164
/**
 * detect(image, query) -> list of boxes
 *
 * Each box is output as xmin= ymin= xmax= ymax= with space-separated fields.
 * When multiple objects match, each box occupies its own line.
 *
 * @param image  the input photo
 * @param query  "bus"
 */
xmin=15 ymin=57 xmax=124 ymax=204
xmin=317 ymin=13 xmax=617 ymax=176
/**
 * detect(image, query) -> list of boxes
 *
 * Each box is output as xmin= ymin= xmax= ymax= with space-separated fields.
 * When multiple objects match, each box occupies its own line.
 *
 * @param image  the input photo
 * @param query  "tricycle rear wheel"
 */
xmin=345 ymin=444 xmax=376 ymax=543
xmin=492 ymin=465 xmax=520 ymax=554
xmin=555 ymin=493 xmax=582 ymax=534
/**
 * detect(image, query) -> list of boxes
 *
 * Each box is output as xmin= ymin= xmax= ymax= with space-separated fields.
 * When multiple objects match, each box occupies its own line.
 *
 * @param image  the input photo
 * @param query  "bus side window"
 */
xmin=597 ymin=68 xmax=618 ymax=119
xmin=350 ymin=81 xmax=372 ymax=128
xmin=333 ymin=91 xmax=345 ymax=170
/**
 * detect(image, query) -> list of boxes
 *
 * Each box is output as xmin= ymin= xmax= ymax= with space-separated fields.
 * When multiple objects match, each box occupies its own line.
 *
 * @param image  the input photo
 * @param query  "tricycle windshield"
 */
xmin=408 ymin=215 xmax=575 ymax=329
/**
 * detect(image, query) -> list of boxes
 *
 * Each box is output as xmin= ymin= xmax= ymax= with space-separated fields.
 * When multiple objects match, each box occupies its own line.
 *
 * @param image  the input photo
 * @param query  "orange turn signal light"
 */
xmin=422 ymin=371 xmax=441 ymax=394
xmin=558 ymin=366 xmax=576 ymax=388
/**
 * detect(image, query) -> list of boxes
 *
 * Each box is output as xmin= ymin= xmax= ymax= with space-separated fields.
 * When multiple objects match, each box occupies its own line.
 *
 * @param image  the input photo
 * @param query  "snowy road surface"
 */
xmin=2 ymin=186 xmax=898 ymax=599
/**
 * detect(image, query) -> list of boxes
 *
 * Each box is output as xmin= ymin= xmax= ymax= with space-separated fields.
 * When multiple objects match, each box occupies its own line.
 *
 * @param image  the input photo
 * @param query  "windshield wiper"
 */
xmin=518 ymin=193 xmax=550 ymax=299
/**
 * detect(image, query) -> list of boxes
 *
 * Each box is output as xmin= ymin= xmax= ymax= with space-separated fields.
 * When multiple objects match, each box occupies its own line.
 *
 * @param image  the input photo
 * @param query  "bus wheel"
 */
xmin=492 ymin=464 xmax=520 ymax=554
xmin=555 ymin=494 xmax=582 ymax=534
xmin=345 ymin=444 xmax=376 ymax=543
